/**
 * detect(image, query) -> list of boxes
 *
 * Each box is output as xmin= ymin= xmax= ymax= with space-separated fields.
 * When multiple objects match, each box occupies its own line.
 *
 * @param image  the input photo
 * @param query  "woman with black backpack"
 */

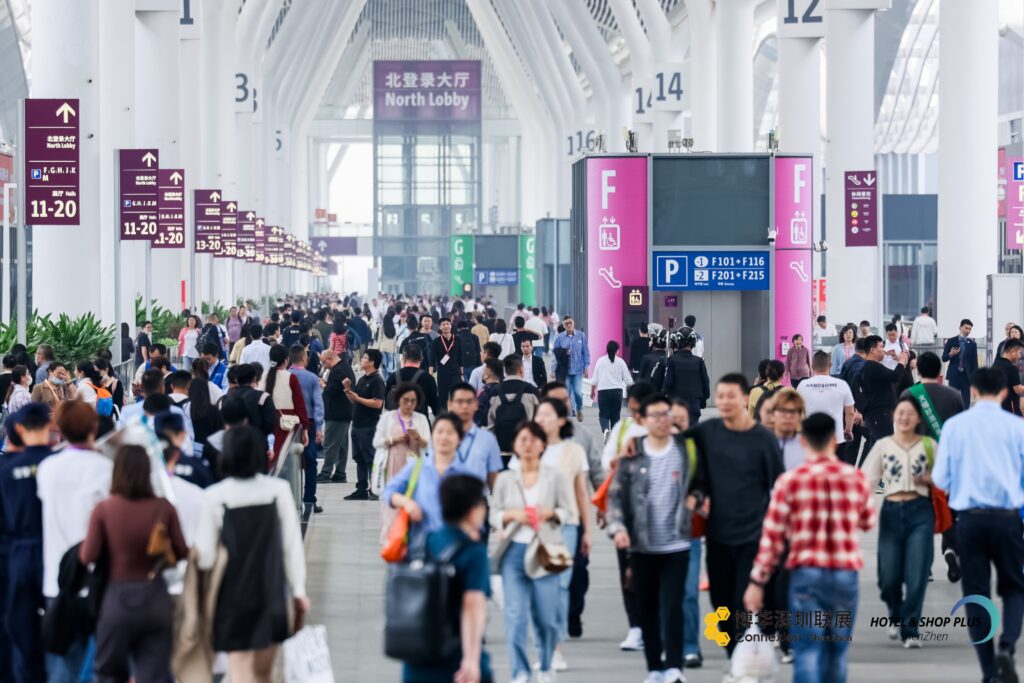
xmin=184 ymin=358 xmax=225 ymax=456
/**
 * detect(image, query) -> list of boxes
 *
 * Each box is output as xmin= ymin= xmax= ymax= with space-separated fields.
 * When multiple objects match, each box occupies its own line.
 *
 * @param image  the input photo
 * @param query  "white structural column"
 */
xmin=716 ymin=0 xmax=756 ymax=152
xmin=687 ymin=0 xmax=718 ymax=151
xmin=30 ymin=0 xmax=135 ymax=323
xmin=179 ymin=11 xmax=203 ymax=310
xmin=198 ymin=0 xmax=225 ymax=305
xmin=824 ymin=4 xmax=883 ymax=326
xmin=937 ymin=0 xmax=998 ymax=336
xmin=136 ymin=7 xmax=182 ymax=311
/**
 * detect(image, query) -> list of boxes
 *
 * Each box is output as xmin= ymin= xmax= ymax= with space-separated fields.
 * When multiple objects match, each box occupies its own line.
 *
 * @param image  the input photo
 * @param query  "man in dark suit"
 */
xmin=942 ymin=318 xmax=979 ymax=407
xmin=518 ymin=338 xmax=547 ymax=388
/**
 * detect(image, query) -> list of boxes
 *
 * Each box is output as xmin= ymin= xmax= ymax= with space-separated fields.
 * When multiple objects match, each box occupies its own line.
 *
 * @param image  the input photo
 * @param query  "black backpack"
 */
xmin=194 ymin=328 xmax=218 ymax=355
xmin=384 ymin=538 xmax=465 ymax=665
xmin=386 ymin=369 xmax=425 ymax=411
xmin=459 ymin=332 xmax=480 ymax=368
xmin=753 ymin=384 xmax=783 ymax=422
xmin=650 ymin=358 xmax=667 ymax=391
xmin=493 ymin=386 xmax=528 ymax=452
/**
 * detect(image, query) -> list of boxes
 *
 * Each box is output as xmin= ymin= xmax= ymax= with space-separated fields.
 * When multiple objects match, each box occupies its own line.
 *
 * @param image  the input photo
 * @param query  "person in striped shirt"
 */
xmin=744 ymin=413 xmax=875 ymax=683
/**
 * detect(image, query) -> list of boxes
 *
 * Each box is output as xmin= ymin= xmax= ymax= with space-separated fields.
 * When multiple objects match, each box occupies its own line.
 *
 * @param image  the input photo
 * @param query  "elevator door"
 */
xmin=652 ymin=291 xmax=743 ymax=406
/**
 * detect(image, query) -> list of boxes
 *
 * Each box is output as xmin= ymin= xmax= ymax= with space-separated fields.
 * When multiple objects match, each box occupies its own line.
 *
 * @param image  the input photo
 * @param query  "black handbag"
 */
xmin=42 ymin=542 xmax=108 ymax=654
xmin=383 ymin=538 xmax=465 ymax=665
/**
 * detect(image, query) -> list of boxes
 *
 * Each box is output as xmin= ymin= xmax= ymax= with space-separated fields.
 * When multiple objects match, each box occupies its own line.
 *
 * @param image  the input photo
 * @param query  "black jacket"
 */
xmin=639 ymin=350 xmax=667 ymax=384
xmin=384 ymin=365 xmax=439 ymax=417
xmin=457 ymin=330 xmax=482 ymax=369
xmin=521 ymin=354 xmax=548 ymax=388
xmin=628 ymin=336 xmax=650 ymax=373
xmin=860 ymin=360 xmax=909 ymax=416
xmin=229 ymin=385 xmax=277 ymax=438
xmin=322 ymin=362 xmax=356 ymax=422
xmin=400 ymin=331 xmax=432 ymax=370
xmin=662 ymin=350 xmax=711 ymax=403
xmin=431 ymin=334 xmax=463 ymax=376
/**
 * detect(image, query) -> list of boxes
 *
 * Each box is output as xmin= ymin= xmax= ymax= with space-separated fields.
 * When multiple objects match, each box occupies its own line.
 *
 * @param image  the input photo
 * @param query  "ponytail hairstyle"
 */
xmin=606 ymin=339 xmax=619 ymax=363
xmin=76 ymin=360 xmax=102 ymax=388
xmin=264 ymin=344 xmax=288 ymax=397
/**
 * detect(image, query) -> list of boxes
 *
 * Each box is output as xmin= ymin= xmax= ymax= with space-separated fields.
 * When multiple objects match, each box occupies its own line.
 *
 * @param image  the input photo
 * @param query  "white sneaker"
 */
xmin=642 ymin=673 xmax=664 ymax=683
xmin=662 ymin=667 xmax=686 ymax=682
xmin=888 ymin=626 xmax=900 ymax=641
xmin=510 ymin=675 xmax=530 ymax=683
xmin=903 ymin=637 xmax=922 ymax=649
xmin=536 ymin=672 xmax=556 ymax=683
xmin=551 ymin=650 xmax=568 ymax=671
xmin=620 ymin=627 xmax=644 ymax=651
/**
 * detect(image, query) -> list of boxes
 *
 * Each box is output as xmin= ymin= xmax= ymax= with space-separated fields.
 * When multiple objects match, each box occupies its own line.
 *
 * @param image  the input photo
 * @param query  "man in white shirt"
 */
xmin=525 ymin=310 xmax=549 ymax=354
xmin=882 ymin=323 xmax=908 ymax=370
xmin=812 ymin=315 xmax=836 ymax=346
xmin=683 ymin=315 xmax=705 ymax=358
xmin=797 ymin=350 xmax=855 ymax=461
xmin=36 ymin=401 xmax=113 ymax=677
xmin=240 ymin=322 xmax=273 ymax=379
xmin=909 ymin=307 xmax=938 ymax=348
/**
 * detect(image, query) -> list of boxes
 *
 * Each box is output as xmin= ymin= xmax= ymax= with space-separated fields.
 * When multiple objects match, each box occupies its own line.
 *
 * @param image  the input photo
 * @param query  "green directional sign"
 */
xmin=451 ymin=234 xmax=474 ymax=296
xmin=519 ymin=234 xmax=536 ymax=306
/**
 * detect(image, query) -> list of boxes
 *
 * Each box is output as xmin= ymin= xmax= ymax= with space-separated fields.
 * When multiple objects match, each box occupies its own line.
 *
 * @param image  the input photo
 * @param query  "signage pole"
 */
xmin=2 ymin=183 xmax=13 ymax=325
xmin=14 ymin=101 xmax=23 ymax=344
xmin=145 ymin=241 xmax=152 ymax=322
xmin=114 ymin=150 xmax=122 ymax=337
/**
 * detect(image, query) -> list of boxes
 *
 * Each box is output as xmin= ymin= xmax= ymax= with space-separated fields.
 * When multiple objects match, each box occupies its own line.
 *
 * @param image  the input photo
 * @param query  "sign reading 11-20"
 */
xmin=24 ymin=98 xmax=80 ymax=225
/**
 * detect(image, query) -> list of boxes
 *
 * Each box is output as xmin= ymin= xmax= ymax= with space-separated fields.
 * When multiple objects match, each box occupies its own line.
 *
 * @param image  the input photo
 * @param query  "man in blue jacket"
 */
xmin=552 ymin=316 xmax=591 ymax=422
xmin=942 ymin=319 xmax=979 ymax=407
xmin=288 ymin=345 xmax=324 ymax=518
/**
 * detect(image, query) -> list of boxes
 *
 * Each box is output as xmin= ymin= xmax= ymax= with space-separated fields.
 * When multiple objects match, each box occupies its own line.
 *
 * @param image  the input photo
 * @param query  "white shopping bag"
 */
xmin=728 ymin=624 xmax=779 ymax=683
xmin=284 ymin=625 xmax=335 ymax=683
xmin=370 ymin=448 xmax=389 ymax=496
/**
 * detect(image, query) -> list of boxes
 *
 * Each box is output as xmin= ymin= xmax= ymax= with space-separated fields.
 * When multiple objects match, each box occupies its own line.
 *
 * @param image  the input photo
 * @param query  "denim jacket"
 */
xmin=605 ymin=434 xmax=695 ymax=553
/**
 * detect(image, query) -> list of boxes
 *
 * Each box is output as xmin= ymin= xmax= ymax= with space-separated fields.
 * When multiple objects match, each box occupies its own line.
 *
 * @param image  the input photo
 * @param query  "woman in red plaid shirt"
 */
xmin=744 ymin=413 xmax=875 ymax=683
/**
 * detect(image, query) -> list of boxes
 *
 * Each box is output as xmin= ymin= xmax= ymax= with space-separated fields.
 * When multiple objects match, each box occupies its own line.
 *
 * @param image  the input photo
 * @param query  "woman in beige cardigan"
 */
xmin=490 ymin=422 xmax=572 ymax=683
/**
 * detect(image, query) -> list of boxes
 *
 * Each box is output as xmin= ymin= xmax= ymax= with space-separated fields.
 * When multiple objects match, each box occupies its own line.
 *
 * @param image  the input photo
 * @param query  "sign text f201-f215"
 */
xmin=24 ymin=98 xmax=80 ymax=225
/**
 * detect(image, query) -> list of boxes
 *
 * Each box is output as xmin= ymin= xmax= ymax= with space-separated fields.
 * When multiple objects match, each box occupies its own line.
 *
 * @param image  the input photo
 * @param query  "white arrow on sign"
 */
xmin=210 ymin=191 xmax=221 ymax=201
xmin=256 ymin=219 xmax=264 ymax=227
xmin=864 ymin=174 xmax=876 ymax=186
xmin=226 ymin=202 xmax=237 ymax=212
xmin=141 ymin=152 xmax=157 ymax=167
xmin=56 ymin=102 xmax=76 ymax=123
xmin=169 ymin=171 xmax=183 ymax=184
xmin=318 ymin=240 xmax=327 ymax=251
xmin=246 ymin=211 xmax=255 ymax=220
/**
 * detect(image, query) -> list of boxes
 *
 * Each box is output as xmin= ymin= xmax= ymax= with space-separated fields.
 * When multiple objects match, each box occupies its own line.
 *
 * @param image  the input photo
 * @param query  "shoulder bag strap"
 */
xmin=403 ymin=453 xmax=425 ymax=497
xmin=922 ymin=436 xmax=935 ymax=470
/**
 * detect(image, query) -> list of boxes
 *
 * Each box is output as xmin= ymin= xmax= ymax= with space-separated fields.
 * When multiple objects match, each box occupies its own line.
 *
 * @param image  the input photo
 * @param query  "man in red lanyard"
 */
xmin=431 ymin=317 xmax=463 ymax=406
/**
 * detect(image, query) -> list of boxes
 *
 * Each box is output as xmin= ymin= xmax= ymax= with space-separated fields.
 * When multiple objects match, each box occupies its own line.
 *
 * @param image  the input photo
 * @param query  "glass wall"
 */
xmin=374 ymin=126 xmax=481 ymax=294
xmin=884 ymin=241 xmax=937 ymax=320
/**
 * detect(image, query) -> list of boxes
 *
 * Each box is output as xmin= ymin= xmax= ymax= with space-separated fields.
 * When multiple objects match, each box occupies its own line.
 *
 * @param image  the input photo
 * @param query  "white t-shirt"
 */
xmin=882 ymin=338 xmax=907 ymax=370
xmin=169 ymin=475 xmax=204 ymax=546
xmin=512 ymin=481 xmax=541 ymax=543
xmin=797 ymin=374 xmax=855 ymax=443
xmin=524 ymin=317 xmax=548 ymax=348
xmin=601 ymin=418 xmax=648 ymax=470
xmin=37 ymin=447 xmax=113 ymax=597
xmin=812 ymin=323 xmax=836 ymax=345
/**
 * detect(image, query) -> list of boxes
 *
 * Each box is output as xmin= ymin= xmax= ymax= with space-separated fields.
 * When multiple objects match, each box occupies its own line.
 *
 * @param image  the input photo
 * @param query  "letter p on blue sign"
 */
xmin=1014 ymin=162 xmax=1024 ymax=182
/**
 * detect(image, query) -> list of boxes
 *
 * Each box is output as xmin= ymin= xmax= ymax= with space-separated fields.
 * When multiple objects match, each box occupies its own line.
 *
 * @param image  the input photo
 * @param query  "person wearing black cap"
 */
xmin=0 ymin=402 xmax=53 ymax=682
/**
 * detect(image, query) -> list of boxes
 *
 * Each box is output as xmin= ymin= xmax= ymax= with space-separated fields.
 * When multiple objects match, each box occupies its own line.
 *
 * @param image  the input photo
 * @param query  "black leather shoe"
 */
xmin=343 ymin=490 xmax=369 ymax=501
xmin=995 ymin=647 xmax=1018 ymax=683
xmin=568 ymin=621 xmax=582 ymax=638
xmin=314 ymin=504 xmax=324 ymax=514
xmin=331 ymin=475 xmax=347 ymax=483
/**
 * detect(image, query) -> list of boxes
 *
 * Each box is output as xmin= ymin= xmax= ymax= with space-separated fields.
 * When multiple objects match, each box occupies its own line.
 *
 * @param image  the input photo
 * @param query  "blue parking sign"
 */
xmin=653 ymin=250 xmax=770 ymax=291
xmin=1014 ymin=162 xmax=1024 ymax=182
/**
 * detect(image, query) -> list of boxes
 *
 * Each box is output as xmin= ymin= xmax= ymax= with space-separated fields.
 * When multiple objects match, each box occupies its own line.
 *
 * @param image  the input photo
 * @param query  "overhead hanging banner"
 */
xmin=373 ymin=60 xmax=481 ymax=122
xmin=193 ymin=189 xmax=222 ymax=254
xmin=519 ymin=234 xmax=536 ymax=306
xmin=450 ymin=234 xmax=474 ymax=296
xmin=155 ymin=168 xmax=184 ymax=249
xmin=118 ymin=149 xmax=159 ymax=241
xmin=24 ymin=98 xmax=80 ymax=225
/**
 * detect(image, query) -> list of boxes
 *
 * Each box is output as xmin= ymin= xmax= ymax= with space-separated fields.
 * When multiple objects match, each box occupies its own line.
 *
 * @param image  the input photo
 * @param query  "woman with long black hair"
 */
xmin=261 ymin=344 xmax=309 ymax=468
xmin=185 ymin=358 xmax=225 ymax=453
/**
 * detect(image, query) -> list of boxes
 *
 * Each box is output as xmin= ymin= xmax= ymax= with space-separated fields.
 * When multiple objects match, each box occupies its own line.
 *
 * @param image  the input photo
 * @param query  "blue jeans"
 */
xmin=44 ymin=634 xmax=90 ymax=683
xmin=553 ymin=525 xmax=578 ymax=642
xmin=566 ymin=374 xmax=584 ymax=414
xmin=683 ymin=539 xmax=702 ymax=658
xmin=501 ymin=542 xmax=560 ymax=678
xmin=789 ymin=568 xmax=858 ymax=683
xmin=877 ymin=497 xmax=933 ymax=640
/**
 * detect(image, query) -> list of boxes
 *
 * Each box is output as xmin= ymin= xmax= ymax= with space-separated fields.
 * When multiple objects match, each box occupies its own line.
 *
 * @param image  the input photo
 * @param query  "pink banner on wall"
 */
xmin=774 ymin=156 xmax=814 ymax=371
xmin=586 ymin=157 xmax=649 ymax=369
xmin=1008 ymin=155 xmax=1024 ymax=250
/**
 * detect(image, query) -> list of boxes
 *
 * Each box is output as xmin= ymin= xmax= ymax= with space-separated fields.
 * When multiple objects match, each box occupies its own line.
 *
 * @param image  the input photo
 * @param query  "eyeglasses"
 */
xmin=645 ymin=409 xmax=672 ymax=420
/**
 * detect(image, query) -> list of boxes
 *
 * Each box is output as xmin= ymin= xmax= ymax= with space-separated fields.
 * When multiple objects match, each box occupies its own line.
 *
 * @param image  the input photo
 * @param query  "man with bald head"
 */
xmin=318 ymin=349 xmax=356 ymax=483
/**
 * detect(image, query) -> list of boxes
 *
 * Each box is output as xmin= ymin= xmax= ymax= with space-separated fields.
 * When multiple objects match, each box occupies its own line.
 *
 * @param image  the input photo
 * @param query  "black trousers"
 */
xmin=597 ymin=389 xmax=624 ymax=431
xmin=95 ymin=579 xmax=175 ymax=683
xmin=631 ymin=550 xmax=689 ymax=672
xmin=862 ymin=411 xmax=894 ymax=463
xmin=957 ymin=511 xmax=1024 ymax=679
xmin=568 ymin=524 xmax=590 ymax=633
xmin=6 ymin=540 xmax=42 ymax=683
xmin=705 ymin=539 xmax=760 ymax=656
xmin=436 ymin=370 xmax=461 ymax=407
xmin=617 ymin=548 xmax=639 ymax=628
xmin=350 ymin=426 xmax=376 ymax=493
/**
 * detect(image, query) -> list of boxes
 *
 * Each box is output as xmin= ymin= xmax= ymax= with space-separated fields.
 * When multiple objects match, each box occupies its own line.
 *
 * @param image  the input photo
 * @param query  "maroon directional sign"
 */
xmin=24 ymin=98 xmax=80 ymax=225
xmin=844 ymin=170 xmax=878 ymax=247
xmin=193 ymin=189 xmax=222 ymax=254
xmin=119 ymin=149 xmax=159 ymax=240
xmin=216 ymin=201 xmax=238 ymax=259
xmin=237 ymin=210 xmax=257 ymax=262
xmin=253 ymin=217 xmax=267 ymax=264
xmin=155 ymin=169 xmax=185 ymax=248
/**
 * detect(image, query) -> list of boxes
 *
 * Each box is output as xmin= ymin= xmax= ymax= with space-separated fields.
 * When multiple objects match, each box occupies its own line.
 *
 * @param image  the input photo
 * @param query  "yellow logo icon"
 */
xmin=704 ymin=607 xmax=731 ymax=647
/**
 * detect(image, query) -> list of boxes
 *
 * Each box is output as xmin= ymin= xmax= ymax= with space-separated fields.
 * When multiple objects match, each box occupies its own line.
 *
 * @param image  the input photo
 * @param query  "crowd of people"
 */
xmin=0 ymin=291 xmax=1020 ymax=683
